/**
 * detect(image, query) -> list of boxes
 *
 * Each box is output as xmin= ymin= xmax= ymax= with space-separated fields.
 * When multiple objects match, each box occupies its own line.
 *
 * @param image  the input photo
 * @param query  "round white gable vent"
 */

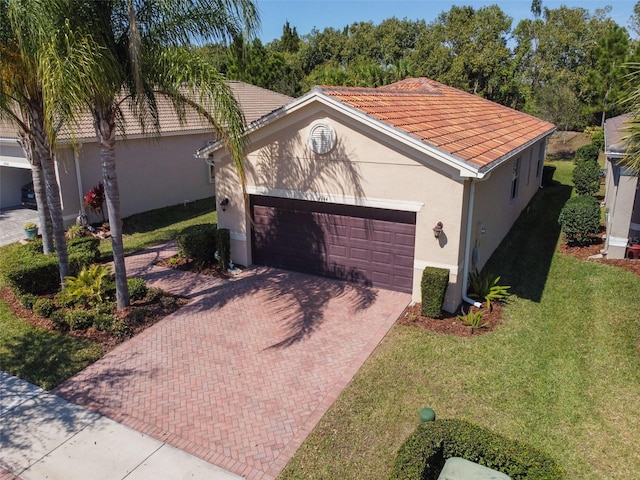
xmin=308 ymin=121 xmax=336 ymax=155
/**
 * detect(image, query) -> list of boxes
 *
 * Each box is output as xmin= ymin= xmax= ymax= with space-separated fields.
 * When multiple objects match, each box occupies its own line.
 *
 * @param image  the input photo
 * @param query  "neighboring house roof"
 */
xmin=197 ymin=77 xmax=555 ymax=178
xmin=604 ymin=113 xmax=631 ymax=158
xmin=0 ymin=81 xmax=293 ymax=143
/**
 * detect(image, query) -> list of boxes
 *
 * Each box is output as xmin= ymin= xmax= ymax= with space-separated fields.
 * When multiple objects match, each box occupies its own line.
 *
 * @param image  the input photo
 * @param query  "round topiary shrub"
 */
xmin=558 ymin=196 xmax=601 ymax=245
xmin=391 ymin=419 xmax=564 ymax=480
xmin=50 ymin=309 xmax=68 ymax=330
xmin=65 ymin=309 xmax=95 ymax=330
xmin=572 ymin=159 xmax=601 ymax=196
xmin=127 ymin=277 xmax=148 ymax=301
xmin=574 ymin=144 xmax=599 ymax=164
xmin=33 ymin=298 xmax=57 ymax=318
xmin=19 ymin=293 xmax=38 ymax=310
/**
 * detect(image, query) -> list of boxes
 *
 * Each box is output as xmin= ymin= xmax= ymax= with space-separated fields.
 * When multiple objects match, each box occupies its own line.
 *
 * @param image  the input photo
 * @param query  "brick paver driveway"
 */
xmin=54 ymin=243 xmax=410 ymax=480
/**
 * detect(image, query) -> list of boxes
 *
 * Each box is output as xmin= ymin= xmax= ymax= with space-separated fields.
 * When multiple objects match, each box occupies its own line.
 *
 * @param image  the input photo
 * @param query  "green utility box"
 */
xmin=437 ymin=457 xmax=512 ymax=480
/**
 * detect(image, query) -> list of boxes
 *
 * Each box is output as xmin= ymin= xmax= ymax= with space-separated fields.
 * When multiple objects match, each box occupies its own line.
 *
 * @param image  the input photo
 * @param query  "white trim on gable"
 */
xmin=196 ymin=90 xmax=493 ymax=179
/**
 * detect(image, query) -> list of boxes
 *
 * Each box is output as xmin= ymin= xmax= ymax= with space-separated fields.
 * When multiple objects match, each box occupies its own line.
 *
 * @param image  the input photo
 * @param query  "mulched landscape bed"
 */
xmin=402 ymin=234 xmax=640 ymax=338
xmin=397 ymin=302 xmax=504 ymax=337
xmin=0 ymin=285 xmax=188 ymax=353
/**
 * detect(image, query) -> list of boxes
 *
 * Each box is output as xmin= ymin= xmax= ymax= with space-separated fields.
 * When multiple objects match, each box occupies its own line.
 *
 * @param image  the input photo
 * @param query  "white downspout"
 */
xmin=462 ymin=178 xmax=483 ymax=308
xmin=74 ymin=147 xmax=86 ymax=216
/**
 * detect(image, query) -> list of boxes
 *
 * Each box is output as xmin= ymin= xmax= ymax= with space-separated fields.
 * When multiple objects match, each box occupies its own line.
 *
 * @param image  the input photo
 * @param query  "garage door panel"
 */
xmin=251 ymin=196 xmax=416 ymax=293
xmin=393 ymin=254 xmax=415 ymax=268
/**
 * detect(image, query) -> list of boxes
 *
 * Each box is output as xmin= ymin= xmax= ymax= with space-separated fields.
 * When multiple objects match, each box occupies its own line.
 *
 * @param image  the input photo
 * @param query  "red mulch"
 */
xmin=397 ymin=302 xmax=504 ymax=337
xmin=156 ymin=255 xmax=233 ymax=278
xmin=401 ymin=234 xmax=640 ymax=338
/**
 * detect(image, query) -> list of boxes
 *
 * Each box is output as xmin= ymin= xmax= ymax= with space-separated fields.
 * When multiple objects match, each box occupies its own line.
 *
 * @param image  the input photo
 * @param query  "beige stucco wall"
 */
xmin=604 ymin=158 xmax=638 ymax=258
xmin=215 ymin=103 xmax=548 ymax=311
xmin=471 ymin=142 xmax=544 ymax=271
xmin=54 ymin=132 xmax=215 ymax=225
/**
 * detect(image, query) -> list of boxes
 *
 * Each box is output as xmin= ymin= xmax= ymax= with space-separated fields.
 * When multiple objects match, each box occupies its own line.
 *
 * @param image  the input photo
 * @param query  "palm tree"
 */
xmin=622 ymin=64 xmax=640 ymax=172
xmin=57 ymin=0 xmax=258 ymax=309
xmin=0 ymin=0 xmax=71 ymax=282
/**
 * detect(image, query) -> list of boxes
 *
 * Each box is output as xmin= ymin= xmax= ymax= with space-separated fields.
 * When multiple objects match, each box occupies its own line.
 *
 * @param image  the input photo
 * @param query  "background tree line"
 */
xmin=198 ymin=1 xmax=640 ymax=130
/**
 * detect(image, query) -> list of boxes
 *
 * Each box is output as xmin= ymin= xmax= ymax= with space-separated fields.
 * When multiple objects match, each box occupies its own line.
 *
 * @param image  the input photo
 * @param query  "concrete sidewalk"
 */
xmin=0 ymin=371 xmax=243 ymax=480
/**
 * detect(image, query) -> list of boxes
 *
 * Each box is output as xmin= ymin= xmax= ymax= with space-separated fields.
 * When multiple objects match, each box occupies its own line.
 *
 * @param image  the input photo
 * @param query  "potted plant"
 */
xmin=24 ymin=221 xmax=38 ymax=240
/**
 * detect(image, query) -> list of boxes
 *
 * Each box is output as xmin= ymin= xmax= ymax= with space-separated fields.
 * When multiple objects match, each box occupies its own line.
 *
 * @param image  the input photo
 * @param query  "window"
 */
xmin=511 ymin=157 xmax=521 ymax=202
xmin=526 ymin=150 xmax=532 ymax=186
xmin=206 ymin=157 xmax=215 ymax=184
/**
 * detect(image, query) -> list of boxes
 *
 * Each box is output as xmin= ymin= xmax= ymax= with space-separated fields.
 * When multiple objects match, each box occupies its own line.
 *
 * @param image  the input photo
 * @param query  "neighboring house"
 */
xmin=603 ymin=113 xmax=640 ymax=258
xmin=196 ymin=78 xmax=555 ymax=311
xmin=0 ymin=82 xmax=292 ymax=223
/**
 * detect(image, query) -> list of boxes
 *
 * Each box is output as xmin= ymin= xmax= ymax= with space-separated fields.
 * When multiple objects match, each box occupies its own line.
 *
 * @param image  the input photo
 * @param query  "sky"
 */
xmin=255 ymin=0 xmax=638 ymax=43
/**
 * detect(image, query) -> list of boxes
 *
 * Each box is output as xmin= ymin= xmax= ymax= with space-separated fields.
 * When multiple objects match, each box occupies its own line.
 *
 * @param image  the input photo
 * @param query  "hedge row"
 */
xmin=0 ymin=237 xmax=100 ymax=295
xmin=391 ymin=419 xmax=564 ymax=480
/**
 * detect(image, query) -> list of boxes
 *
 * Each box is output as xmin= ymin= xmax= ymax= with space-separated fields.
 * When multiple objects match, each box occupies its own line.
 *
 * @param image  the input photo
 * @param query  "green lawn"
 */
xmin=279 ymin=161 xmax=640 ymax=480
xmin=101 ymin=196 xmax=218 ymax=258
xmin=0 ymin=197 xmax=217 ymax=389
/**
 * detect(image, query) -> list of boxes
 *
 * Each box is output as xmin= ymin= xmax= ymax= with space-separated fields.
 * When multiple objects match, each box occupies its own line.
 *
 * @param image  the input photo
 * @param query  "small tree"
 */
xmin=558 ymin=196 xmax=600 ymax=245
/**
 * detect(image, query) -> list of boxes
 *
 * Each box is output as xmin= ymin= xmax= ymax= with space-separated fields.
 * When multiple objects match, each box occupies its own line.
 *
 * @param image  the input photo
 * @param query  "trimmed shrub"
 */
xmin=1 ymin=248 xmax=61 ymax=295
xmin=558 ymin=196 xmax=601 ymax=245
xmin=145 ymin=287 xmax=164 ymax=302
xmin=50 ymin=310 xmax=68 ymax=330
xmin=160 ymin=295 xmax=177 ymax=309
xmin=91 ymin=312 xmax=119 ymax=332
xmin=216 ymin=228 xmax=231 ymax=268
xmin=176 ymin=223 xmax=217 ymax=268
xmin=572 ymin=159 xmax=601 ymax=196
xmin=391 ymin=419 xmax=564 ymax=480
xmin=65 ymin=309 xmax=95 ymax=330
xmin=127 ymin=277 xmax=148 ymax=301
xmin=33 ymin=298 xmax=56 ymax=318
xmin=68 ymin=236 xmax=101 ymax=270
xmin=574 ymin=144 xmax=599 ymax=164
xmin=19 ymin=293 xmax=38 ymax=310
xmin=0 ymin=237 xmax=100 ymax=296
xmin=420 ymin=267 xmax=450 ymax=318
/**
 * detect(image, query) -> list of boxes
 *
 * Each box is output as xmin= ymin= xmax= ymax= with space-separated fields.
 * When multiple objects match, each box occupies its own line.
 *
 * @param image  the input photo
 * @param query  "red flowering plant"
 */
xmin=84 ymin=182 xmax=105 ymax=222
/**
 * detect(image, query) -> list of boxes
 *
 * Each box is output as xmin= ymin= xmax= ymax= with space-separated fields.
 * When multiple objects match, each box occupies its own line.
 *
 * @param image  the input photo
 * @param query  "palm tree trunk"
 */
xmin=95 ymin=107 xmax=130 ymax=309
xmin=30 ymin=102 xmax=69 ymax=284
xmin=30 ymin=156 xmax=54 ymax=253
xmin=17 ymin=130 xmax=54 ymax=253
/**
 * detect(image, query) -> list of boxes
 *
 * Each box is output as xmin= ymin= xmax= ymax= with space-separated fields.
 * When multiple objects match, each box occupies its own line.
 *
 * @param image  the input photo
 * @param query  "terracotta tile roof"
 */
xmin=320 ymin=78 xmax=555 ymax=168
xmin=1 ymin=81 xmax=293 ymax=142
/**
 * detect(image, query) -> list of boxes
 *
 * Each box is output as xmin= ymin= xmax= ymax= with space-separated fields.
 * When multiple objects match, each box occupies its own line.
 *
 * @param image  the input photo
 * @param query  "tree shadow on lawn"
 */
xmin=483 ymin=180 xmax=572 ymax=303
xmin=121 ymin=197 xmax=216 ymax=235
xmin=0 ymin=330 xmax=101 ymax=391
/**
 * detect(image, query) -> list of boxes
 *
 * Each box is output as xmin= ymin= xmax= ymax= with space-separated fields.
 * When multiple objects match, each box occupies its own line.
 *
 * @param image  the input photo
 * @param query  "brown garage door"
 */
xmin=251 ymin=196 xmax=416 ymax=293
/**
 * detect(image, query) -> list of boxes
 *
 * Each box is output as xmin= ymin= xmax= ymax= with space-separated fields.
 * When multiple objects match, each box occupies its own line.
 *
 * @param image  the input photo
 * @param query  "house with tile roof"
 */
xmin=0 ymin=81 xmax=292 ymax=222
xmin=196 ymin=78 xmax=555 ymax=311
xmin=603 ymin=114 xmax=640 ymax=258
